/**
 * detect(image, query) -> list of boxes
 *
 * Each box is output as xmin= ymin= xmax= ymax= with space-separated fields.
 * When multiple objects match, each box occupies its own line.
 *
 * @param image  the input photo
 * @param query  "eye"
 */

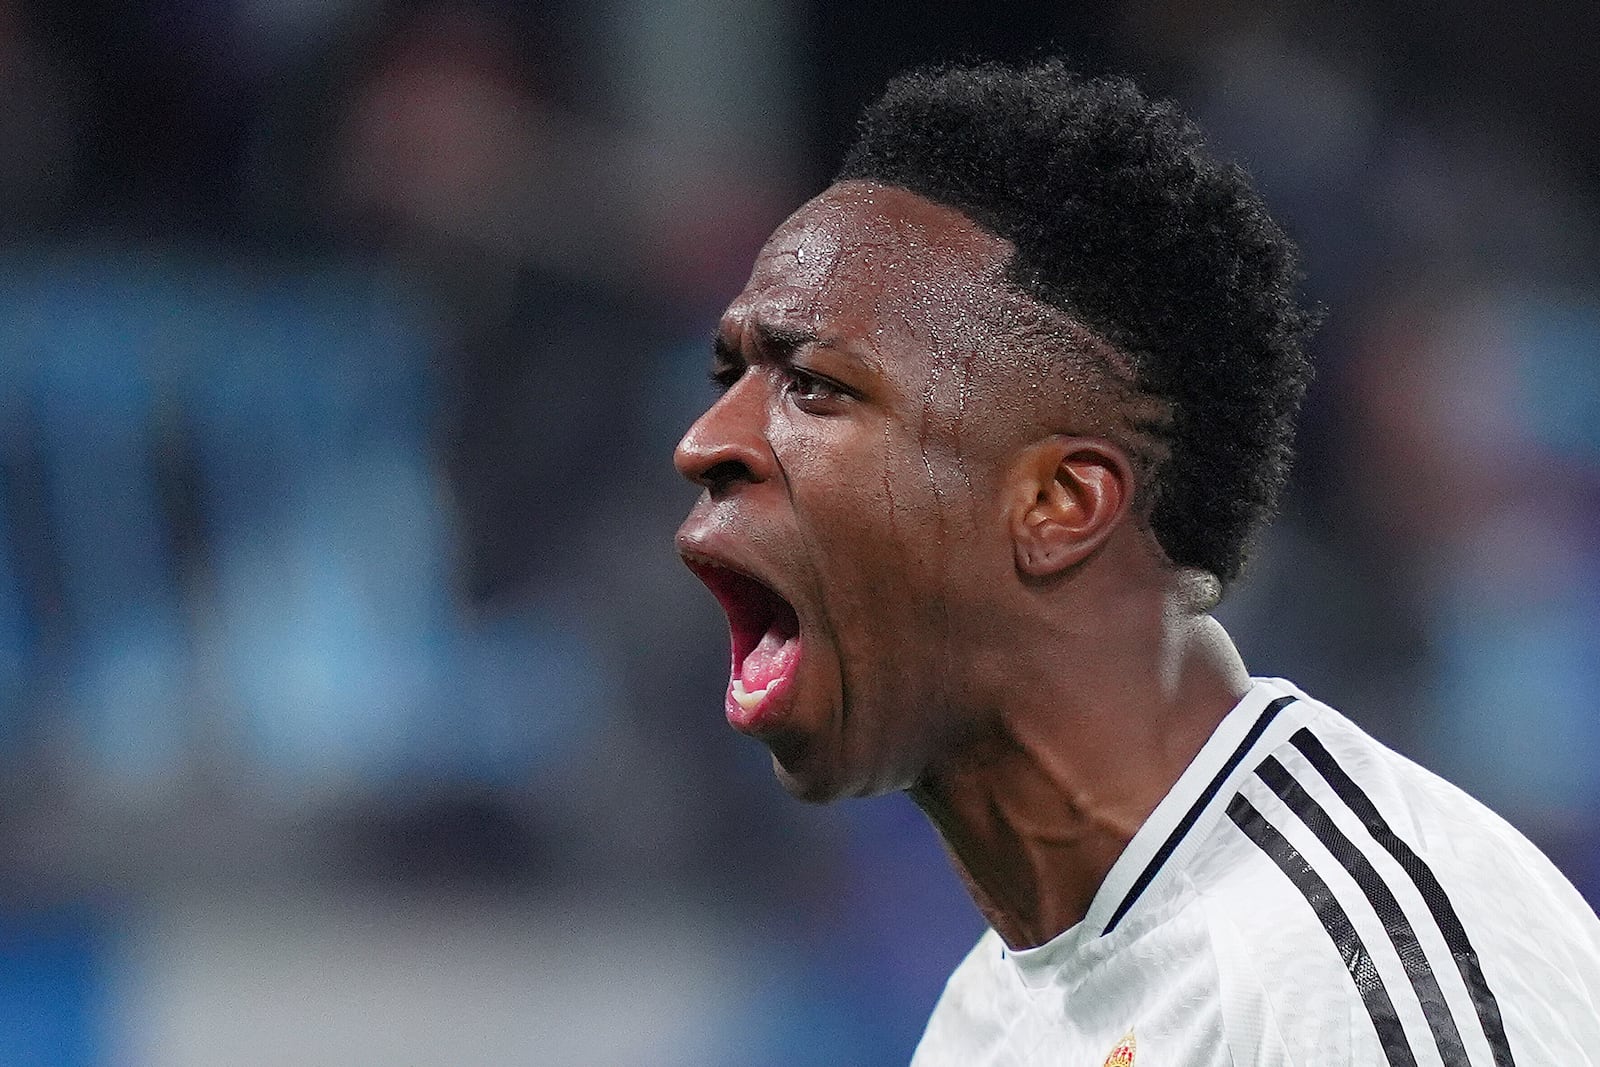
xmin=784 ymin=366 xmax=851 ymax=411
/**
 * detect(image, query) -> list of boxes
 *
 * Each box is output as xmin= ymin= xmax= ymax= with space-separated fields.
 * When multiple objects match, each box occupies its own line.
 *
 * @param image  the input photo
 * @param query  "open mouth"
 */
xmin=683 ymin=555 xmax=802 ymax=728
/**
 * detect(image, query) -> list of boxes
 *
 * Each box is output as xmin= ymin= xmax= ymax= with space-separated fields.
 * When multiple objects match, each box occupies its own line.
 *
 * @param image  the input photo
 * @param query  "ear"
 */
xmin=1008 ymin=436 xmax=1134 ymax=578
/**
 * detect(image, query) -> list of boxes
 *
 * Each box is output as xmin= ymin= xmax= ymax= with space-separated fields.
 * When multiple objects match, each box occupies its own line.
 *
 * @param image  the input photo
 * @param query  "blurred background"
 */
xmin=0 ymin=0 xmax=1595 ymax=1062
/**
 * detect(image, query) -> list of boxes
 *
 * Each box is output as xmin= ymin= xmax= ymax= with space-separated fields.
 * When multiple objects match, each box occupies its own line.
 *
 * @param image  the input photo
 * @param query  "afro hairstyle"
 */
xmin=836 ymin=60 xmax=1317 ymax=587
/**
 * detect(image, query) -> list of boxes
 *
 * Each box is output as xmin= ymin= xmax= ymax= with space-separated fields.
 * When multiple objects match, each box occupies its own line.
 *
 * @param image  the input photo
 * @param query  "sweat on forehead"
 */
xmin=732 ymin=183 xmax=1014 ymax=343
xmin=822 ymin=190 xmax=1130 ymax=339
xmin=762 ymin=183 xmax=1011 ymax=281
xmin=726 ymin=182 xmax=1152 ymax=436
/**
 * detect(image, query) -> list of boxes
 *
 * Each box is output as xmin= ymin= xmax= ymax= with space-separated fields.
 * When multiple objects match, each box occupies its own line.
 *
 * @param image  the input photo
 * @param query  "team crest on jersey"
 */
xmin=1100 ymin=1031 xmax=1136 ymax=1066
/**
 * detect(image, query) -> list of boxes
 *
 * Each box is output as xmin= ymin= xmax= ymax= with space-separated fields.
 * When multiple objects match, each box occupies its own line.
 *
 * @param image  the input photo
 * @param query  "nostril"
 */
xmin=674 ymin=392 xmax=769 ymax=489
xmin=700 ymin=458 xmax=753 ymax=492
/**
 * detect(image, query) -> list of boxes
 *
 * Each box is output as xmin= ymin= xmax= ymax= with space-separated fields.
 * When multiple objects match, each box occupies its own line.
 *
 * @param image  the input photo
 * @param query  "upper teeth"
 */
xmin=731 ymin=678 xmax=772 ymax=711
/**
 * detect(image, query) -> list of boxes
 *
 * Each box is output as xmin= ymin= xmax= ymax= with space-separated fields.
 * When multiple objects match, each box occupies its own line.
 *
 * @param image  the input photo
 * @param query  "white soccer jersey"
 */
xmin=913 ymin=677 xmax=1600 ymax=1066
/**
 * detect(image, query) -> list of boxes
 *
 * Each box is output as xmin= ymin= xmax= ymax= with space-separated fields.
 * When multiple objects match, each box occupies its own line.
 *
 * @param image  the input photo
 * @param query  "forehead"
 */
xmin=723 ymin=181 xmax=1015 ymax=351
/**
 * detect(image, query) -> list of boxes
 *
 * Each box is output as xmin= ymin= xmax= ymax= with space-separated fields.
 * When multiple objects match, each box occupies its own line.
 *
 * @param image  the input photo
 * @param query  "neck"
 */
xmin=908 ymin=577 xmax=1249 ymax=950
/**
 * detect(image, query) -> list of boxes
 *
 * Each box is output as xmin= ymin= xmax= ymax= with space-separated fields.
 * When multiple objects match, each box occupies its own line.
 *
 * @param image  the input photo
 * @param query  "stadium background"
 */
xmin=0 ymin=0 xmax=1596 ymax=1062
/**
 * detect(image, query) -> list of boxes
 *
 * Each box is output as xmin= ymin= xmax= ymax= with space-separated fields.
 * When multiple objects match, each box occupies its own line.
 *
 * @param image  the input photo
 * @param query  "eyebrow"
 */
xmin=712 ymin=320 xmax=821 ymax=362
xmin=753 ymin=321 xmax=822 ymax=355
xmin=711 ymin=320 xmax=882 ymax=376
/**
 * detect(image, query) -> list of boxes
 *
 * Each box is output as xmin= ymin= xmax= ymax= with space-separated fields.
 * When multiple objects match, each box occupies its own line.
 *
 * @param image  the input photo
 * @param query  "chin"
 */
xmin=772 ymin=752 xmax=848 ymax=804
xmin=770 ymin=748 xmax=915 ymax=805
xmin=763 ymin=688 xmax=935 ymax=802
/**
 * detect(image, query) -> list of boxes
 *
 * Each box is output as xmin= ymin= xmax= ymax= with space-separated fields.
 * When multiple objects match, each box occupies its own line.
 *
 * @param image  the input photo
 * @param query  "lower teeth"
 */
xmin=731 ymin=678 xmax=771 ymax=712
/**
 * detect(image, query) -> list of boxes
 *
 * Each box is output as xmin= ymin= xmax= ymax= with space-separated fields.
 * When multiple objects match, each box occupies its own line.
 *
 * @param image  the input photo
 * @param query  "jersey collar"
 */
xmin=1007 ymin=678 xmax=1312 ymax=987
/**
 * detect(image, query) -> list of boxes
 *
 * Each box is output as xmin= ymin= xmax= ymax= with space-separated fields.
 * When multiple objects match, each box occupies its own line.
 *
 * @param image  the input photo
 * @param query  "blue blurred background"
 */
xmin=0 ymin=0 xmax=1596 ymax=1063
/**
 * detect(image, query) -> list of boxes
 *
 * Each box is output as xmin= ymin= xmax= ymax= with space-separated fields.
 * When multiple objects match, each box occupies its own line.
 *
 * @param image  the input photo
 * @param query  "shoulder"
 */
xmin=1188 ymin=692 xmax=1600 ymax=1064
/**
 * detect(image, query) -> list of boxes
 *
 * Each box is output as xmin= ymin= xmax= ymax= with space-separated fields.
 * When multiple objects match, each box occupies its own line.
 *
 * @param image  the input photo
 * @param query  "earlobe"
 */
xmin=1010 ymin=437 xmax=1132 ymax=578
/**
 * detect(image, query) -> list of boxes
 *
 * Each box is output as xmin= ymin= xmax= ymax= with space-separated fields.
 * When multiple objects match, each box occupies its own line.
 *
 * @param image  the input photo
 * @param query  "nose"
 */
xmin=674 ymin=376 xmax=773 ymax=494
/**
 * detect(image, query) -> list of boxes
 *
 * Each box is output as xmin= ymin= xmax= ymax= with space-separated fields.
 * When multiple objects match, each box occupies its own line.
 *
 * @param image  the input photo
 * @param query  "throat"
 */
xmin=908 ymin=743 xmax=1139 ymax=951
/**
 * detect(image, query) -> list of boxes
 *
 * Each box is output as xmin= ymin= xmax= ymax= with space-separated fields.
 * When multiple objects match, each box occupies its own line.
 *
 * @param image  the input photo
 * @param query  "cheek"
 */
xmin=778 ymin=413 xmax=932 ymax=552
xmin=804 ymin=438 xmax=993 ymax=642
xmin=773 ymin=394 xmax=1008 ymax=622
xmin=787 ymin=405 xmax=1001 ymax=570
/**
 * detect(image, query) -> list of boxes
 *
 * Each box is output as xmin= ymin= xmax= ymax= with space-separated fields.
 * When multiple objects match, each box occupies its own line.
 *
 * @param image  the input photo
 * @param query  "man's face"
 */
xmin=675 ymin=181 xmax=1049 ymax=801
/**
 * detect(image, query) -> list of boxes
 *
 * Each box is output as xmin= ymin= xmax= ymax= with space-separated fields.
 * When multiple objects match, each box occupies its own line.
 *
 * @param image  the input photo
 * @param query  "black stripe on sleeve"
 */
xmin=1101 ymin=695 xmax=1296 ymax=935
xmin=1290 ymin=729 xmax=1516 ymax=1067
xmin=1227 ymin=793 xmax=1420 ymax=1067
xmin=1255 ymin=756 xmax=1472 ymax=1065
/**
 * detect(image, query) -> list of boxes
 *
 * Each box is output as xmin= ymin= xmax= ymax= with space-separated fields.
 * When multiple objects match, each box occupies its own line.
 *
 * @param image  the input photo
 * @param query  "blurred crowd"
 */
xmin=0 ymin=0 xmax=1595 ymax=1063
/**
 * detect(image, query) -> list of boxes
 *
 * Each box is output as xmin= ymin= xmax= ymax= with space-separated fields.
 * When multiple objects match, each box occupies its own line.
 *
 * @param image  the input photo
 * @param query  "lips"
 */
xmin=681 ymin=552 xmax=803 ymax=730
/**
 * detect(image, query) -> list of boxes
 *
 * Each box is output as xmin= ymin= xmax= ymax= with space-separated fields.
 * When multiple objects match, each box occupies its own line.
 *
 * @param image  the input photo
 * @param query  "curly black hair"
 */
xmin=836 ymin=60 xmax=1317 ymax=587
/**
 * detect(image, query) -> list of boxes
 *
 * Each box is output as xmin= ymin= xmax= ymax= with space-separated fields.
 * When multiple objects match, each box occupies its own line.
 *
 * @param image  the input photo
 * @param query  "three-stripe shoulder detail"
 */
xmin=1288 ymin=729 xmax=1516 ymax=1067
xmin=1228 ymin=792 xmax=1420 ymax=1066
xmin=1102 ymin=694 xmax=1298 ymax=936
xmin=1227 ymin=726 xmax=1516 ymax=1067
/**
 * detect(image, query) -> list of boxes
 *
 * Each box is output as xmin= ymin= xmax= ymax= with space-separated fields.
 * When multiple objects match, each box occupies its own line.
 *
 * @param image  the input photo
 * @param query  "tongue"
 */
xmin=740 ymin=626 xmax=799 ymax=691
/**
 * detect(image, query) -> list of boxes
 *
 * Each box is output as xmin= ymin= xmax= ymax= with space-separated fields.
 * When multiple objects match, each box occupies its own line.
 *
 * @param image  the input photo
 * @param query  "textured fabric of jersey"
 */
xmin=912 ymin=678 xmax=1600 ymax=1066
